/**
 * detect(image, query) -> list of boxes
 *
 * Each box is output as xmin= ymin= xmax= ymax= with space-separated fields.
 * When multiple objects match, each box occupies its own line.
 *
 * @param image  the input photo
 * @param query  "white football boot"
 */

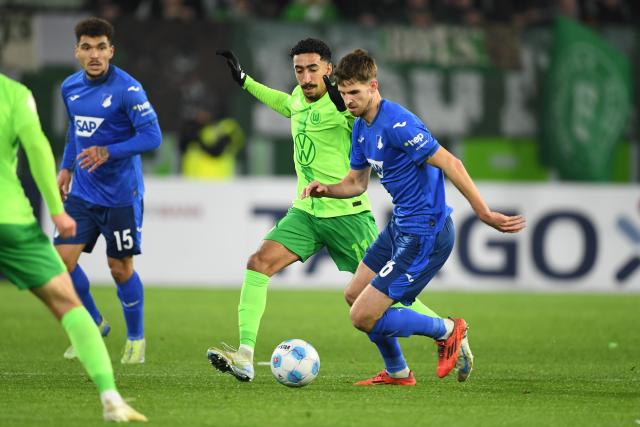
xmin=206 ymin=343 xmax=254 ymax=382
xmin=102 ymin=392 xmax=147 ymax=423
xmin=455 ymin=331 xmax=474 ymax=382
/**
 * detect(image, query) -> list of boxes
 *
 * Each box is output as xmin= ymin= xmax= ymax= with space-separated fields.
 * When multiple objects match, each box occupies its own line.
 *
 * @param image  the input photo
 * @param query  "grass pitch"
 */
xmin=0 ymin=283 xmax=638 ymax=427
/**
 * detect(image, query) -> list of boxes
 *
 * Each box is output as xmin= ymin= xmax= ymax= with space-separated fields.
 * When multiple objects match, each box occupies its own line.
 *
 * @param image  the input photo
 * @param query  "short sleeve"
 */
xmin=390 ymin=114 xmax=440 ymax=165
xmin=122 ymin=83 xmax=158 ymax=129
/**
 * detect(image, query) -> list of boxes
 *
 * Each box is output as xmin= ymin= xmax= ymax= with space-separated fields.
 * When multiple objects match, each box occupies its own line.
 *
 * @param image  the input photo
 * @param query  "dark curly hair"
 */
xmin=75 ymin=17 xmax=114 ymax=43
xmin=289 ymin=38 xmax=332 ymax=62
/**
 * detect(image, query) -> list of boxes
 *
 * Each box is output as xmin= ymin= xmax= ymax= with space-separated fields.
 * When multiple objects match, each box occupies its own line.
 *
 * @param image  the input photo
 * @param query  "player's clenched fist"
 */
xmin=301 ymin=181 xmax=329 ymax=199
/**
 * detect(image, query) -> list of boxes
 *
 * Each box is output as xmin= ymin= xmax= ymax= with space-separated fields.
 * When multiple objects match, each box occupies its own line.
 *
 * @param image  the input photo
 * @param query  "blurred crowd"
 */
xmin=3 ymin=0 xmax=635 ymax=27
xmin=86 ymin=0 xmax=639 ymax=27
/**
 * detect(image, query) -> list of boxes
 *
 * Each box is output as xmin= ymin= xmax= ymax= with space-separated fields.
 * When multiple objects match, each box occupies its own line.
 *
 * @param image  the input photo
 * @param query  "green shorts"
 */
xmin=0 ymin=222 xmax=66 ymax=290
xmin=264 ymin=207 xmax=378 ymax=273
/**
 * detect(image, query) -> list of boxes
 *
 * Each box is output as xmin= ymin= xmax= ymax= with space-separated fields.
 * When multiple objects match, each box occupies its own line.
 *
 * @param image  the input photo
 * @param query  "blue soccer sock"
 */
xmin=116 ymin=271 xmax=144 ymax=340
xmin=368 ymin=333 xmax=407 ymax=374
xmin=70 ymin=265 xmax=103 ymax=325
xmin=370 ymin=307 xmax=446 ymax=339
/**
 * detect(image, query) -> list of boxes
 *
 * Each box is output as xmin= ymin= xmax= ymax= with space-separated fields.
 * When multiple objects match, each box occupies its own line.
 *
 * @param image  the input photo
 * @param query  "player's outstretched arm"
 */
xmin=427 ymin=146 xmax=525 ymax=233
xmin=217 ymin=49 xmax=292 ymax=118
xmin=301 ymin=168 xmax=371 ymax=200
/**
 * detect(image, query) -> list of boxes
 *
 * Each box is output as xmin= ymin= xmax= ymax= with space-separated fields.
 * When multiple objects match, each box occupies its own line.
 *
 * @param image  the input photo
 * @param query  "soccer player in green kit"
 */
xmin=207 ymin=38 xmax=473 ymax=384
xmin=0 ymin=73 xmax=146 ymax=422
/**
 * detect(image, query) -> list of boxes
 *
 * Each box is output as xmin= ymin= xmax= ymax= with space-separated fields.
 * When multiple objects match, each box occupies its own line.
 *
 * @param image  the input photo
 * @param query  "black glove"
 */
xmin=216 ymin=50 xmax=247 ymax=87
xmin=323 ymin=75 xmax=346 ymax=112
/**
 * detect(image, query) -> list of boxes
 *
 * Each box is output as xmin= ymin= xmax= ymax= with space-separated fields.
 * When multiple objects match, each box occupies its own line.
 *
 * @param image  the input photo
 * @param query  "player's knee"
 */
xmin=344 ymin=287 xmax=358 ymax=307
xmin=108 ymin=260 xmax=133 ymax=284
xmin=350 ymin=309 xmax=375 ymax=333
xmin=246 ymin=252 xmax=274 ymax=276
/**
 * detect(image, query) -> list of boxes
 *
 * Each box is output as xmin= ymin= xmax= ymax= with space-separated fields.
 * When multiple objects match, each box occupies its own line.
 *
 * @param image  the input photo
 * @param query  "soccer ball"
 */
xmin=270 ymin=339 xmax=320 ymax=387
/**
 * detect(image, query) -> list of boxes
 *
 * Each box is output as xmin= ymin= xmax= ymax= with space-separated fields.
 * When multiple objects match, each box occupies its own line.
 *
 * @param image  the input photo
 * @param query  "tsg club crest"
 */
xmin=294 ymin=133 xmax=316 ymax=166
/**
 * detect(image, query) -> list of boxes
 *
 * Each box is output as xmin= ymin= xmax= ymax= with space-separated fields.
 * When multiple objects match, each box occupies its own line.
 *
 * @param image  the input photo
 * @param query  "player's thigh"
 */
xmin=263 ymin=208 xmax=322 ymax=263
xmin=101 ymin=199 xmax=143 ymax=259
xmin=360 ymin=220 xmax=394 ymax=276
xmin=0 ymin=222 xmax=67 ymax=291
xmin=53 ymin=195 xmax=100 ymax=253
xmin=373 ymin=217 xmax=455 ymax=306
xmin=320 ymin=211 xmax=378 ymax=273
xmin=344 ymin=261 xmax=377 ymax=305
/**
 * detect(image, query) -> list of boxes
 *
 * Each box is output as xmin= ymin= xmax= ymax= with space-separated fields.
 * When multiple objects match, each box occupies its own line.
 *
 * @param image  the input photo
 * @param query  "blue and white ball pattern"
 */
xmin=270 ymin=339 xmax=320 ymax=387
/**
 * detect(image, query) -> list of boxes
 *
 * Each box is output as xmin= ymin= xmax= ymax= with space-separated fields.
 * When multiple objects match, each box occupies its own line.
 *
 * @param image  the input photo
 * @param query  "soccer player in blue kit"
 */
xmin=55 ymin=17 xmax=161 ymax=364
xmin=302 ymin=49 xmax=525 ymax=383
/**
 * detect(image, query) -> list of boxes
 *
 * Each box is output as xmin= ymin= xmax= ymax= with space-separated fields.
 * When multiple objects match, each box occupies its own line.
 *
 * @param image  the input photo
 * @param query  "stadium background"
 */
xmin=1 ymin=1 xmax=639 ymax=291
xmin=1 ymin=2 xmax=639 ymax=427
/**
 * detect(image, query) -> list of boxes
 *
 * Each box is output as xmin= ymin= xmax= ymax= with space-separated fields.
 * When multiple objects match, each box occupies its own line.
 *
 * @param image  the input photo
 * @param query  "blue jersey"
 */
xmin=61 ymin=65 xmax=159 ymax=207
xmin=350 ymin=99 xmax=451 ymax=235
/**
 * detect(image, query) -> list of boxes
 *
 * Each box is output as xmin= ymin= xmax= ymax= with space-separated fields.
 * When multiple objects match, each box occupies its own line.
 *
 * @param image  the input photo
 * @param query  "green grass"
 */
xmin=1 ymin=283 xmax=639 ymax=427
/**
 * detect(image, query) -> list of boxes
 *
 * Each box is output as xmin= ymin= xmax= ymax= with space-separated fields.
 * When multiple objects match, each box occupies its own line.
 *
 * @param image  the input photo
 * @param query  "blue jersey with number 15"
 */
xmin=61 ymin=65 xmax=158 ymax=207
xmin=350 ymin=99 xmax=451 ymax=235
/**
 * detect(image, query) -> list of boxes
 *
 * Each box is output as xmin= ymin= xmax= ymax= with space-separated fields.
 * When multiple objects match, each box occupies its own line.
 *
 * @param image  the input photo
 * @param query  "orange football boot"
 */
xmin=435 ymin=317 xmax=468 ymax=378
xmin=355 ymin=370 xmax=416 ymax=386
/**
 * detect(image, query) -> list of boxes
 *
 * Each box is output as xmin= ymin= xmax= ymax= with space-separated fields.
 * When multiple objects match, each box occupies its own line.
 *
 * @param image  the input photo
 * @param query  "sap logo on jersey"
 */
xmin=75 ymin=115 xmax=105 ymax=137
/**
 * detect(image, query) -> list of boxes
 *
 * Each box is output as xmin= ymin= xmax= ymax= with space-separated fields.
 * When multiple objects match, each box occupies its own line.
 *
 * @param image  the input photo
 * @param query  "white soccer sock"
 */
xmin=238 ymin=344 xmax=254 ymax=363
xmin=388 ymin=367 xmax=411 ymax=378
xmin=437 ymin=318 xmax=455 ymax=340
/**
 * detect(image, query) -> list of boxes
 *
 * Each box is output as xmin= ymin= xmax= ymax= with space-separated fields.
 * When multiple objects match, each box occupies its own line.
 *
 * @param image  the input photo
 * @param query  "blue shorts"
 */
xmin=54 ymin=195 xmax=143 ymax=259
xmin=363 ymin=216 xmax=454 ymax=306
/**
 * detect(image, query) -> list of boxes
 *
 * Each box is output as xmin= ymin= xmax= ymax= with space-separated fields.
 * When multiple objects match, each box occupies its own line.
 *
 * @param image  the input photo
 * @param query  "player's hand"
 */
xmin=323 ymin=75 xmax=346 ymax=112
xmin=216 ymin=50 xmax=247 ymax=87
xmin=480 ymin=212 xmax=526 ymax=233
xmin=77 ymin=146 xmax=109 ymax=172
xmin=51 ymin=212 xmax=76 ymax=239
xmin=301 ymin=181 xmax=330 ymax=199
xmin=57 ymin=169 xmax=72 ymax=201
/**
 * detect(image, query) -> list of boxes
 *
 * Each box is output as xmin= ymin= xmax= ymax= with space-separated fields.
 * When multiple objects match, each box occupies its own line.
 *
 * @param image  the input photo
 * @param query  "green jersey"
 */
xmin=244 ymin=76 xmax=372 ymax=218
xmin=0 ymin=73 xmax=63 ymax=224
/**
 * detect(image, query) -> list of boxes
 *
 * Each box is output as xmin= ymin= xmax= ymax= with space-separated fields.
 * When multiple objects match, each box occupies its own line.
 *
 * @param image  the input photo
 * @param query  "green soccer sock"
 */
xmin=238 ymin=269 xmax=270 ymax=348
xmin=392 ymin=297 xmax=441 ymax=318
xmin=61 ymin=306 xmax=117 ymax=393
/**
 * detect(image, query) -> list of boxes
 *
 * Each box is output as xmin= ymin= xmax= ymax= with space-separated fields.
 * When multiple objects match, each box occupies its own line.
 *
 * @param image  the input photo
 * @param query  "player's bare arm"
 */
xmin=77 ymin=145 xmax=109 ymax=172
xmin=427 ymin=146 xmax=526 ymax=233
xmin=301 ymin=167 xmax=371 ymax=200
